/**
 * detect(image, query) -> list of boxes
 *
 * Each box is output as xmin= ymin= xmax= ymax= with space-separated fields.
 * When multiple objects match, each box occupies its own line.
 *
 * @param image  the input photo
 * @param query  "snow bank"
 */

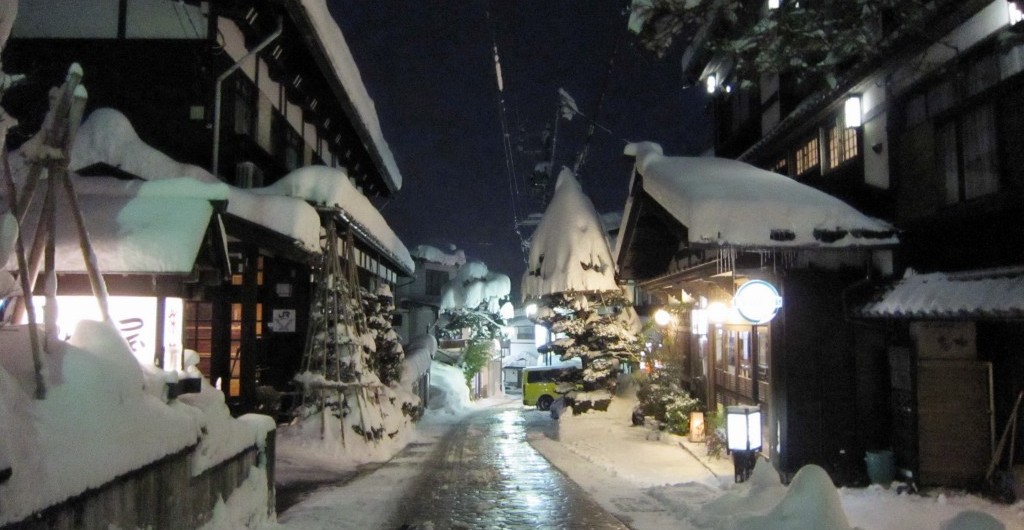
xmin=402 ymin=334 xmax=436 ymax=385
xmin=731 ymin=464 xmax=854 ymax=530
xmin=426 ymin=360 xmax=472 ymax=416
xmin=0 ymin=319 xmax=276 ymax=526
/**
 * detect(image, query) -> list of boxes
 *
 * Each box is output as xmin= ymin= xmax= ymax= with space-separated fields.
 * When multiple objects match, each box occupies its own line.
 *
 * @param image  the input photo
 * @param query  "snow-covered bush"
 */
xmin=635 ymin=370 xmax=700 ymax=435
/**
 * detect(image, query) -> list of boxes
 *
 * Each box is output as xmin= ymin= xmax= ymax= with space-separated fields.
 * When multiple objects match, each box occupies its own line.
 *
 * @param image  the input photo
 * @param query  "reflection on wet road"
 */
xmin=394 ymin=406 xmax=627 ymax=529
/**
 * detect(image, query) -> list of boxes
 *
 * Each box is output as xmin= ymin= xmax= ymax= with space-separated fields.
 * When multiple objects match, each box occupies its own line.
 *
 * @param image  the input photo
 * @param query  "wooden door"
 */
xmin=917 ymin=360 xmax=992 ymax=486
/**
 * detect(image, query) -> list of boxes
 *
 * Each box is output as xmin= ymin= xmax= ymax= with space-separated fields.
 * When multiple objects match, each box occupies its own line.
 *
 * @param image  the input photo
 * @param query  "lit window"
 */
xmin=827 ymin=116 xmax=859 ymax=170
xmin=794 ymin=137 xmax=820 ymax=176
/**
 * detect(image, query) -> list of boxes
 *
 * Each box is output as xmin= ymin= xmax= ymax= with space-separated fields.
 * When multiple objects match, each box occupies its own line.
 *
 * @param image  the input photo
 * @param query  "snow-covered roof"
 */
xmin=855 ymin=267 xmax=1024 ymax=320
xmin=2 ymin=179 xmax=221 ymax=274
xmin=292 ymin=0 xmax=403 ymax=194
xmin=410 ymin=245 xmax=466 ymax=267
xmin=3 ymin=109 xmax=411 ymax=275
xmin=258 ymin=166 xmax=413 ymax=274
xmin=624 ymin=142 xmax=898 ymax=248
xmin=521 ymin=168 xmax=619 ymax=300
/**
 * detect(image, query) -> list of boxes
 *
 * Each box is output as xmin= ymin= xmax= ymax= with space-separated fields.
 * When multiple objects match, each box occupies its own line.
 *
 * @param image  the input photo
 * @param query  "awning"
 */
xmin=854 ymin=267 xmax=1024 ymax=320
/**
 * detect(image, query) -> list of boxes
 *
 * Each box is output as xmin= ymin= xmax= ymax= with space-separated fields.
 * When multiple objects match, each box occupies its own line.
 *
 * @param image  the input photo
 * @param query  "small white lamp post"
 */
xmin=726 ymin=404 xmax=762 ymax=482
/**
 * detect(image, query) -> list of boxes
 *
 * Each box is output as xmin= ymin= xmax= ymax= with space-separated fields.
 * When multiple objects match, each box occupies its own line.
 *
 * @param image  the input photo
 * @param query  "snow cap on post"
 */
xmin=521 ymin=168 xmax=618 ymax=300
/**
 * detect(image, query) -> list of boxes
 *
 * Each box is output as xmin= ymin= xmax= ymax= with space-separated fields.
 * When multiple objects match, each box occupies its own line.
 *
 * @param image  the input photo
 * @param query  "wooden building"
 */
xmin=615 ymin=144 xmax=897 ymax=484
xmin=662 ymin=0 xmax=1024 ymax=487
xmin=3 ymin=0 xmax=413 ymax=416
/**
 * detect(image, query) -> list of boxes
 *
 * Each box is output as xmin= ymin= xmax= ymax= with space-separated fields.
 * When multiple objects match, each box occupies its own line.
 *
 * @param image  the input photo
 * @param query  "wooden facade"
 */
xmin=3 ymin=0 xmax=411 ymax=417
xmin=675 ymin=0 xmax=1024 ymax=488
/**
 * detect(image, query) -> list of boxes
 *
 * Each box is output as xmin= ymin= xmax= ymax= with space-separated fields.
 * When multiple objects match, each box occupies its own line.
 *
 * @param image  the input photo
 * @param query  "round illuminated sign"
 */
xmin=734 ymin=280 xmax=782 ymax=324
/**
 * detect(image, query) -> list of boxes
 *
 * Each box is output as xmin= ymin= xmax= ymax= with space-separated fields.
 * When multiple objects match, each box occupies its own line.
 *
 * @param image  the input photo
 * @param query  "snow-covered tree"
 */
xmin=292 ymin=224 xmax=418 ymax=448
xmin=362 ymin=284 xmax=404 ymax=386
xmin=434 ymin=259 xmax=511 ymax=387
xmin=628 ymin=0 xmax=937 ymax=88
xmin=522 ymin=168 xmax=642 ymax=413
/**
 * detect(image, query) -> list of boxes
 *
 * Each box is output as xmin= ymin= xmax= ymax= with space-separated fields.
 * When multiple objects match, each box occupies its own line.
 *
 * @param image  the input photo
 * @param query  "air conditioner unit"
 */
xmin=234 ymin=161 xmax=263 ymax=189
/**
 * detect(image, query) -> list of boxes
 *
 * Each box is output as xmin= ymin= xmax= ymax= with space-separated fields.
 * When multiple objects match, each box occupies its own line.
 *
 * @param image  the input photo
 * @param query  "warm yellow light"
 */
xmin=844 ymin=95 xmax=863 ymax=128
xmin=689 ymin=411 xmax=706 ymax=442
xmin=653 ymin=309 xmax=672 ymax=327
xmin=707 ymin=302 xmax=730 ymax=325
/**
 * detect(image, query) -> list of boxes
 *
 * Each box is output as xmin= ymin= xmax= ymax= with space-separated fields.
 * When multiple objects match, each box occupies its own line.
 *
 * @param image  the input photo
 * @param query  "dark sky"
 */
xmin=330 ymin=1 xmax=710 ymax=298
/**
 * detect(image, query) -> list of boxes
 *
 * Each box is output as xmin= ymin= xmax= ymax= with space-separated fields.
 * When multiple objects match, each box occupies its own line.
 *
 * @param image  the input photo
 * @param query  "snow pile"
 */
xmin=522 ymin=168 xmax=619 ymax=299
xmin=691 ymin=458 xmax=787 ymax=527
xmin=258 ymin=165 xmax=413 ymax=272
xmin=426 ymin=360 xmax=473 ymax=416
xmin=731 ymin=464 xmax=854 ymax=530
xmin=196 ymin=466 xmax=274 ymax=530
xmin=70 ymin=107 xmax=219 ymax=183
xmin=0 ymin=320 xmax=272 ymax=526
xmin=439 ymin=261 xmax=511 ymax=313
xmin=401 ymin=334 xmax=437 ymax=385
xmin=624 ymin=141 xmax=898 ymax=248
xmin=410 ymin=244 xmax=467 ymax=267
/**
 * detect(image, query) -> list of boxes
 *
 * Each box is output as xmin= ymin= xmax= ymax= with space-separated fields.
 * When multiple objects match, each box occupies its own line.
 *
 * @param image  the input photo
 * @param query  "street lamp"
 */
xmin=726 ymin=405 xmax=762 ymax=482
xmin=653 ymin=308 xmax=672 ymax=327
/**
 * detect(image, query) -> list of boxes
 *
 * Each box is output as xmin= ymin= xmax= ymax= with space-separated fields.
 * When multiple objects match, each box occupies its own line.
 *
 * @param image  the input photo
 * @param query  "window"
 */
xmin=826 ymin=115 xmax=859 ymax=170
xmin=794 ymin=136 xmax=820 ymax=176
xmin=516 ymin=325 xmax=535 ymax=340
xmin=184 ymin=301 xmax=213 ymax=377
xmin=770 ymin=158 xmax=788 ymax=176
xmin=938 ymin=103 xmax=999 ymax=203
xmin=232 ymin=78 xmax=255 ymax=136
xmin=425 ymin=269 xmax=448 ymax=296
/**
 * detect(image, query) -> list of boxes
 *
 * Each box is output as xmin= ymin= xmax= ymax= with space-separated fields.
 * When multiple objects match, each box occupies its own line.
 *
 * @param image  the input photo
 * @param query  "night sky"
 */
xmin=330 ymin=1 xmax=710 ymax=298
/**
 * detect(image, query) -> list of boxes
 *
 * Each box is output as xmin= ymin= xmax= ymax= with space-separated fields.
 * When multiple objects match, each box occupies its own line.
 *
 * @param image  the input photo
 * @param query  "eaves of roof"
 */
xmin=277 ymin=0 xmax=401 ymax=196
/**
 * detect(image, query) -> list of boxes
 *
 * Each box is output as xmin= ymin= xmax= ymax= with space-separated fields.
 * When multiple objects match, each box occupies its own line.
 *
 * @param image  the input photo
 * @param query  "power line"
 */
xmin=485 ymin=3 xmax=529 ymax=262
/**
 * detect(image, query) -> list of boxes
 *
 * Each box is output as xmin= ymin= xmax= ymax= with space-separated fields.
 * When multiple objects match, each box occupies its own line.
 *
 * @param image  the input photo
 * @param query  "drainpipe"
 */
xmin=211 ymin=16 xmax=283 ymax=178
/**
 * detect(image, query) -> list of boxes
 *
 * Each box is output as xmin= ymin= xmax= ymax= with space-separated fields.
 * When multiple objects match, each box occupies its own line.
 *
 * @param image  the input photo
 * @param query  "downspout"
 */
xmin=211 ymin=16 xmax=283 ymax=178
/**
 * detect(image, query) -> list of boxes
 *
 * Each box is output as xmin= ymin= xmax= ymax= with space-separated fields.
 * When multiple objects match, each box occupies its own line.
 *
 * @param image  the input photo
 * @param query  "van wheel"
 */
xmin=537 ymin=396 xmax=554 ymax=411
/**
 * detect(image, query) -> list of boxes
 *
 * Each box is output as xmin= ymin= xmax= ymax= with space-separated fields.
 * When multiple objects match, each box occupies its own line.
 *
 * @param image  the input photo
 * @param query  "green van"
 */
xmin=522 ymin=366 xmax=575 ymax=410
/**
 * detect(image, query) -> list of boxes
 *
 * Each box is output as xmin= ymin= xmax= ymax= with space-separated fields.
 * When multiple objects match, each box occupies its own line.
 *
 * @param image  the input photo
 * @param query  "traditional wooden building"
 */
xmin=665 ymin=0 xmax=1024 ymax=487
xmin=615 ymin=142 xmax=897 ymax=484
xmin=3 ymin=0 xmax=412 ymax=416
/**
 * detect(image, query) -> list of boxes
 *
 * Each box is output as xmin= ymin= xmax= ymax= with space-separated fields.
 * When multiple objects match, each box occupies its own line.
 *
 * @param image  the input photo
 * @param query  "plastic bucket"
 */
xmin=865 ymin=449 xmax=896 ymax=485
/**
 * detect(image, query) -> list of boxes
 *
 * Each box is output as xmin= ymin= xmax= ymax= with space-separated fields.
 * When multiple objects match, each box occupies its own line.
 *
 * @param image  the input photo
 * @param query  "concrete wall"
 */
xmin=5 ymin=432 xmax=275 ymax=530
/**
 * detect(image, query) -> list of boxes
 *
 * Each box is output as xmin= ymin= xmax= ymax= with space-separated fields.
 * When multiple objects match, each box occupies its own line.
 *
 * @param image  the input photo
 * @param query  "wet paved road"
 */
xmin=392 ymin=406 xmax=629 ymax=529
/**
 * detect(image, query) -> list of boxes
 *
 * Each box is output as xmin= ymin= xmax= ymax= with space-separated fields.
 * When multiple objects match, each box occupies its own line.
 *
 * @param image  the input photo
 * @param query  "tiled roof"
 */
xmin=855 ymin=267 xmax=1024 ymax=320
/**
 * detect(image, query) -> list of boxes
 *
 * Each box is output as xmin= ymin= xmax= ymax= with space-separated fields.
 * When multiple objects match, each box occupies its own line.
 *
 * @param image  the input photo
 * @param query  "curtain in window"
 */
xmin=961 ymin=104 xmax=999 ymax=200
xmin=937 ymin=121 xmax=959 ymax=204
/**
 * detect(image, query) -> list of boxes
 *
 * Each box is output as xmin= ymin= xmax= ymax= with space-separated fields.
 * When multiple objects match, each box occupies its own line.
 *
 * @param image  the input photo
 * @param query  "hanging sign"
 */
xmin=734 ymin=280 xmax=782 ymax=324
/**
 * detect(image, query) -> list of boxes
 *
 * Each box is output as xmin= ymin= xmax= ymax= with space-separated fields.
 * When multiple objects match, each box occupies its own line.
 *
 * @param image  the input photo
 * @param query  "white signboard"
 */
xmin=32 ymin=295 xmax=184 ymax=368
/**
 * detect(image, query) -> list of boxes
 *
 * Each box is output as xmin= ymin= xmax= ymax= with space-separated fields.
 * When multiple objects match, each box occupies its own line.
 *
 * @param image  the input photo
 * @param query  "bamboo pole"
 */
xmin=57 ymin=86 xmax=110 ymax=322
xmin=1 ymin=147 xmax=46 ymax=399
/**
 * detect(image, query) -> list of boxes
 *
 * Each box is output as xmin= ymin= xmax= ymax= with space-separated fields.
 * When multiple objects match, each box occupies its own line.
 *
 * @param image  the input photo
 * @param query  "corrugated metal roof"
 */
xmin=855 ymin=267 xmax=1024 ymax=320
